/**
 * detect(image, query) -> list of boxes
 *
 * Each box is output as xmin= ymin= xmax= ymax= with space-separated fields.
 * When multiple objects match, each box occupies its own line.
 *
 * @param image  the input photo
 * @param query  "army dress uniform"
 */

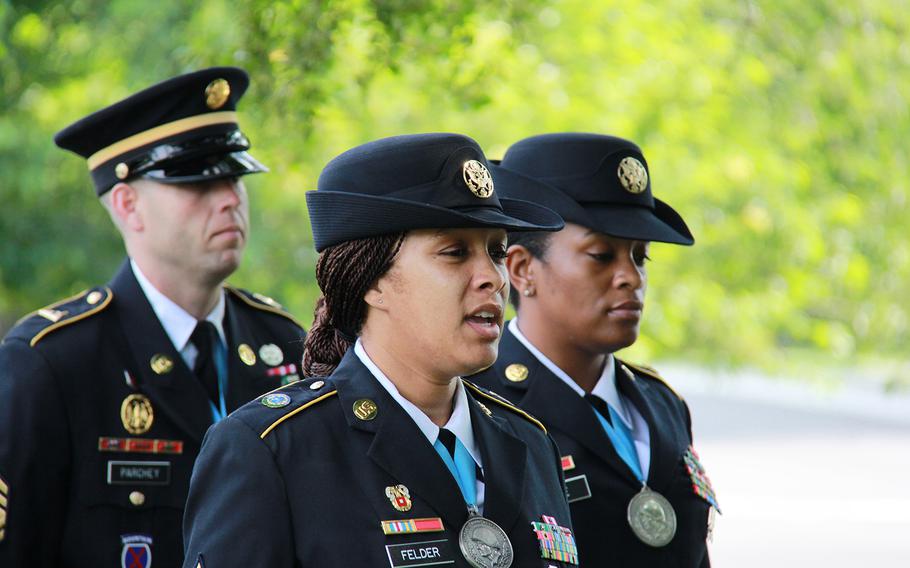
xmin=470 ymin=326 xmax=715 ymax=567
xmin=183 ymin=349 xmax=577 ymax=568
xmin=470 ymin=133 xmax=718 ymax=567
xmin=0 ymin=261 xmax=305 ymax=567
xmin=0 ymin=67 xmax=306 ymax=567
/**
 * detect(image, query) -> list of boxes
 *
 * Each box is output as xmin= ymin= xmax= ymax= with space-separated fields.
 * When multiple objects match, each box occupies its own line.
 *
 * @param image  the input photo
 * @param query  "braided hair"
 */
xmin=302 ymin=232 xmax=406 ymax=376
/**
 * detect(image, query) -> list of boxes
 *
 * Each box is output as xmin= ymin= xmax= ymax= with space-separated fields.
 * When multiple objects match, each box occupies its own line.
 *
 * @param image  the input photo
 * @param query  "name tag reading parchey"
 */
xmin=385 ymin=539 xmax=455 ymax=567
xmin=107 ymin=461 xmax=171 ymax=486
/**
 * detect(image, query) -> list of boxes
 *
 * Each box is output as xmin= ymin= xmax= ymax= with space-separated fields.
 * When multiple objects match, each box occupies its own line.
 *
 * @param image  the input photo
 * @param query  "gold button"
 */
xmin=505 ymin=363 xmax=529 ymax=382
xmin=205 ymin=78 xmax=231 ymax=109
xmin=309 ymin=380 xmax=325 ymax=390
xmin=129 ymin=491 xmax=145 ymax=506
xmin=86 ymin=290 xmax=103 ymax=305
xmin=115 ymin=162 xmax=129 ymax=180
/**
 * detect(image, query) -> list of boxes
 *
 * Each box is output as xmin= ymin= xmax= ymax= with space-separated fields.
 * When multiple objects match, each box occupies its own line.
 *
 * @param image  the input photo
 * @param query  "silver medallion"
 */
xmin=459 ymin=514 xmax=513 ymax=568
xmin=627 ymin=486 xmax=677 ymax=547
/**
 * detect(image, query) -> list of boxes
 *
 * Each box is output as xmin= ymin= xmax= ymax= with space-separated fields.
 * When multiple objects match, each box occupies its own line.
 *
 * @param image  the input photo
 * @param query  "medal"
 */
xmin=627 ymin=486 xmax=677 ymax=547
xmin=459 ymin=507 xmax=513 ymax=568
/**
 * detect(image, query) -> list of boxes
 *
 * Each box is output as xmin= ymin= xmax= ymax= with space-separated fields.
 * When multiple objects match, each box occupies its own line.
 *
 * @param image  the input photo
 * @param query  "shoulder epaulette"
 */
xmin=463 ymin=379 xmax=547 ymax=434
xmin=225 ymin=286 xmax=306 ymax=329
xmin=618 ymin=359 xmax=684 ymax=401
xmin=257 ymin=378 xmax=337 ymax=439
xmin=10 ymin=287 xmax=112 ymax=347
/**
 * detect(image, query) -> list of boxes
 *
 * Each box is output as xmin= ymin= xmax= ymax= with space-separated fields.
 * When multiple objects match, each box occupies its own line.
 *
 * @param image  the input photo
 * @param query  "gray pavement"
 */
xmin=667 ymin=365 xmax=910 ymax=567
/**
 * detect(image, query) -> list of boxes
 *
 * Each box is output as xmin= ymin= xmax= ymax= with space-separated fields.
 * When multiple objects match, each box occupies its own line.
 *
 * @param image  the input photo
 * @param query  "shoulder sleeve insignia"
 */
xmin=619 ymin=359 xmax=684 ymax=401
xmin=462 ymin=379 xmax=547 ymax=434
xmin=258 ymin=379 xmax=338 ymax=439
xmin=10 ymin=287 xmax=112 ymax=347
xmin=224 ymin=286 xmax=306 ymax=330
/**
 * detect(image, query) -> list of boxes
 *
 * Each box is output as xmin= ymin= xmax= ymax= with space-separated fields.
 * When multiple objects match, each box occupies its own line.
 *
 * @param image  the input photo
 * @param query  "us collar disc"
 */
xmin=463 ymin=160 xmax=494 ymax=198
xmin=504 ymin=363 xmax=528 ymax=382
xmin=617 ymin=156 xmax=648 ymax=194
xmin=459 ymin=514 xmax=514 ymax=568
xmin=627 ymin=486 xmax=677 ymax=547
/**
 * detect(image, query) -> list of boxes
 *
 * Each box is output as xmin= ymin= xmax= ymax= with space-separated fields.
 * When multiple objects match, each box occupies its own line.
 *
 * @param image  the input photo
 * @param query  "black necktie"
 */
xmin=585 ymin=393 xmax=613 ymax=425
xmin=437 ymin=428 xmax=484 ymax=482
xmin=190 ymin=321 xmax=220 ymax=403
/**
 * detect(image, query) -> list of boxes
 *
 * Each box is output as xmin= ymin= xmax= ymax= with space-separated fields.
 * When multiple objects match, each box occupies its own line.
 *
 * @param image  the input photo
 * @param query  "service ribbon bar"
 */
xmin=98 ymin=437 xmax=184 ymax=455
xmin=532 ymin=516 xmax=579 ymax=565
xmin=380 ymin=517 xmax=445 ymax=535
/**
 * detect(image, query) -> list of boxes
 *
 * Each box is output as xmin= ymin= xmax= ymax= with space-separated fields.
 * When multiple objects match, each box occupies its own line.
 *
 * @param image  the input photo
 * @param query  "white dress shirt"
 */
xmin=509 ymin=319 xmax=651 ymax=478
xmin=131 ymin=259 xmax=226 ymax=370
xmin=354 ymin=339 xmax=485 ymax=511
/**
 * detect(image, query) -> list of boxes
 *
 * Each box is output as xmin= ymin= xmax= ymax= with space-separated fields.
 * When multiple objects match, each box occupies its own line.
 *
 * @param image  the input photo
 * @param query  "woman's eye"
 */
xmin=634 ymin=252 xmax=651 ymax=266
xmin=440 ymin=247 xmax=467 ymax=258
xmin=588 ymin=252 xmax=614 ymax=263
xmin=489 ymin=246 xmax=508 ymax=262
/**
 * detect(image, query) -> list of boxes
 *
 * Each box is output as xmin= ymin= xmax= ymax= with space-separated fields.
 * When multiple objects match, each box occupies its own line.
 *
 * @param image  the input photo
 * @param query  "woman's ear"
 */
xmin=507 ymin=244 xmax=536 ymax=297
xmin=363 ymin=279 xmax=388 ymax=311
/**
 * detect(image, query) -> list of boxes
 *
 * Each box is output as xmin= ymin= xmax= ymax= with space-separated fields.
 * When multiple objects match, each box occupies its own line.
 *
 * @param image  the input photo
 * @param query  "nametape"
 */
xmin=107 ymin=461 xmax=171 ymax=486
xmin=385 ymin=539 xmax=455 ymax=567
xmin=565 ymin=474 xmax=591 ymax=503
xmin=99 ymin=437 xmax=184 ymax=455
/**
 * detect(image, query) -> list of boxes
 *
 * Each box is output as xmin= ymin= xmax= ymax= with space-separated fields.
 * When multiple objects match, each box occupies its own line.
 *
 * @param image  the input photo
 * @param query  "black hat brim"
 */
xmin=584 ymin=199 xmax=694 ymax=245
xmin=138 ymin=151 xmax=267 ymax=185
xmin=306 ymin=191 xmax=564 ymax=251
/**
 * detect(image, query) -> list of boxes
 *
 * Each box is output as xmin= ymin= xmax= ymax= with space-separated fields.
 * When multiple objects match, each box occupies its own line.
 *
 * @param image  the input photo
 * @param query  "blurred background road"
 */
xmin=668 ymin=366 xmax=910 ymax=567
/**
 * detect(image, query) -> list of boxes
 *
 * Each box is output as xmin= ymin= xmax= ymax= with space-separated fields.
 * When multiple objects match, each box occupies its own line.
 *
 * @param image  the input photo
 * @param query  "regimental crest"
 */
xmin=120 ymin=394 xmax=154 ymax=435
xmin=684 ymin=445 xmax=721 ymax=513
xmin=463 ymin=160 xmax=494 ymax=198
xmin=385 ymin=484 xmax=412 ymax=512
xmin=120 ymin=534 xmax=152 ymax=568
xmin=617 ymin=156 xmax=648 ymax=194
xmin=531 ymin=515 xmax=578 ymax=565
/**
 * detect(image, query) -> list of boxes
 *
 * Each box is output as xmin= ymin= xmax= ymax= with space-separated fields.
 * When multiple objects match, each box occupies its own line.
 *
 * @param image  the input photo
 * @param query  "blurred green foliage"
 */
xmin=1 ymin=0 xmax=908 ymax=374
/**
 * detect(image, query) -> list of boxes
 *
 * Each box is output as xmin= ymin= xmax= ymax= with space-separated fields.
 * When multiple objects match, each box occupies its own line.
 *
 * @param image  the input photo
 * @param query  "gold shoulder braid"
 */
xmin=19 ymin=287 xmax=113 ymax=347
xmin=462 ymin=380 xmax=547 ymax=434
xmin=619 ymin=359 xmax=684 ymax=401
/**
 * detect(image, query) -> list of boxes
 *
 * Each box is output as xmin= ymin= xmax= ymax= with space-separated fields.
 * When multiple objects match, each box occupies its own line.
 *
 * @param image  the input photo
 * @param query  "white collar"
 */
xmin=130 ymin=259 xmax=226 ymax=351
xmin=509 ymin=318 xmax=632 ymax=428
xmin=354 ymin=339 xmax=483 ymax=468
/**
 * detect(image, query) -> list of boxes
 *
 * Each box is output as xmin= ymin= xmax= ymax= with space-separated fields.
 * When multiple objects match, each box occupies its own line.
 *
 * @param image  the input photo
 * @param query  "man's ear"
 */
xmin=108 ymin=182 xmax=143 ymax=231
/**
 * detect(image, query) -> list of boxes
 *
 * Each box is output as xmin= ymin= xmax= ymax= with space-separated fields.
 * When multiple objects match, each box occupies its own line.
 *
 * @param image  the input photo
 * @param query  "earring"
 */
xmin=377 ymin=297 xmax=384 ymax=304
xmin=523 ymin=288 xmax=535 ymax=297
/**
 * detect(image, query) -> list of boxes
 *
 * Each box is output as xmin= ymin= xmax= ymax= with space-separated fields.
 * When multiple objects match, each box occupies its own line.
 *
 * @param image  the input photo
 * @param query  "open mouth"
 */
xmin=464 ymin=306 xmax=503 ymax=341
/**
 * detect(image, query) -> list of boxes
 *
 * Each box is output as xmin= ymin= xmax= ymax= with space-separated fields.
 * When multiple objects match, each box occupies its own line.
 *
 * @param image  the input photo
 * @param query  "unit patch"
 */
xmin=381 ymin=517 xmax=445 ymax=535
xmin=565 ymin=474 xmax=591 ymax=503
xmin=385 ymin=539 xmax=455 ymax=567
xmin=120 ymin=534 xmax=152 ymax=568
xmin=107 ymin=461 xmax=171 ymax=486
xmin=99 ymin=437 xmax=184 ymax=455
xmin=531 ymin=515 xmax=578 ymax=565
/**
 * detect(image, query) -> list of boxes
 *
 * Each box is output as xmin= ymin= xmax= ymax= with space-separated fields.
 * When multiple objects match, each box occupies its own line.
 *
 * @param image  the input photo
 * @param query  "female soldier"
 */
xmin=182 ymin=133 xmax=580 ymax=568
xmin=472 ymin=133 xmax=718 ymax=567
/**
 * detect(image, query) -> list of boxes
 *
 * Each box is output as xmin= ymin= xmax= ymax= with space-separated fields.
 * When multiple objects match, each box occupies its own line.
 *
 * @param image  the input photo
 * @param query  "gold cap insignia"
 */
xmin=121 ymin=394 xmax=154 ymax=435
xmin=115 ymin=162 xmax=130 ymax=180
xmin=129 ymin=490 xmax=146 ymax=506
xmin=205 ymin=78 xmax=231 ymax=110
xmin=258 ymin=343 xmax=284 ymax=366
xmin=617 ymin=157 xmax=648 ymax=194
xmin=150 ymin=354 xmax=174 ymax=375
xmin=86 ymin=290 xmax=103 ymax=305
xmin=463 ymin=160 xmax=494 ymax=198
xmin=353 ymin=398 xmax=378 ymax=421
xmin=238 ymin=344 xmax=257 ymax=366
xmin=505 ymin=363 xmax=529 ymax=382
xmin=385 ymin=484 xmax=412 ymax=512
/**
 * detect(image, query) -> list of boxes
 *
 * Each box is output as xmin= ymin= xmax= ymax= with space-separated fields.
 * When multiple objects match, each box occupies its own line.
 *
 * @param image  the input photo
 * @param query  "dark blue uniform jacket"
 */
xmin=0 ymin=261 xmax=306 ymax=567
xmin=469 ymin=324 xmax=714 ymax=568
xmin=182 ymin=350 xmax=577 ymax=568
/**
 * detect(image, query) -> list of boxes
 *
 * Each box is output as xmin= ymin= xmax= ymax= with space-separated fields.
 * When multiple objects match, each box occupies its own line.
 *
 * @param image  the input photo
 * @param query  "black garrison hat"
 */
xmin=499 ymin=133 xmax=693 ymax=245
xmin=54 ymin=67 xmax=267 ymax=196
xmin=306 ymin=133 xmax=564 ymax=252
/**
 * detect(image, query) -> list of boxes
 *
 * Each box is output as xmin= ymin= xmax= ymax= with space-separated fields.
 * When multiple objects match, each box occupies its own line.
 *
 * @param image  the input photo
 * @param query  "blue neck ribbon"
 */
xmin=208 ymin=337 xmax=229 ymax=423
xmin=433 ymin=435 xmax=478 ymax=508
xmin=592 ymin=404 xmax=644 ymax=483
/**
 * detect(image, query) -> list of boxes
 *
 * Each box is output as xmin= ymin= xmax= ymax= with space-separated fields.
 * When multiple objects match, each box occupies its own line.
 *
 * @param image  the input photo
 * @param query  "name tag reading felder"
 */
xmin=385 ymin=539 xmax=455 ymax=567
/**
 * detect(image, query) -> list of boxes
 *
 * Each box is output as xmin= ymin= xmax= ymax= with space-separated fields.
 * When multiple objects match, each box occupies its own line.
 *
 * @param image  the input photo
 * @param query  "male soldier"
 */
xmin=0 ymin=67 xmax=306 ymax=567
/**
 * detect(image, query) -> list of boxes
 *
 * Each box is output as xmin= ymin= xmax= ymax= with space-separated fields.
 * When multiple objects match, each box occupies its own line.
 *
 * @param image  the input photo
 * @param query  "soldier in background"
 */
xmin=0 ymin=67 xmax=306 ymax=567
